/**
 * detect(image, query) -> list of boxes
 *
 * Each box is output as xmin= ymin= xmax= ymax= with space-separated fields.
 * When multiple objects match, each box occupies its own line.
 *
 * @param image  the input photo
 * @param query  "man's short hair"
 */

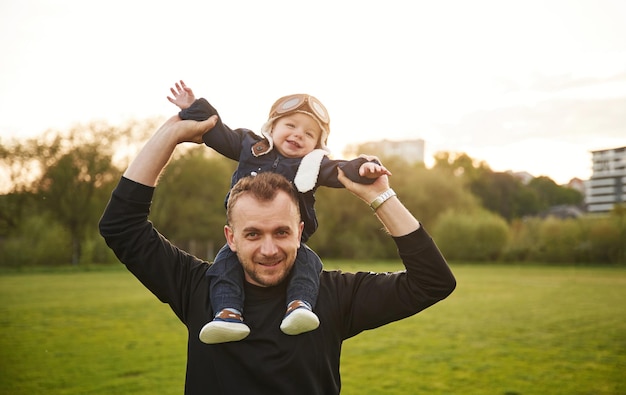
xmin=226 ymin=173 xmax=301 ymax=224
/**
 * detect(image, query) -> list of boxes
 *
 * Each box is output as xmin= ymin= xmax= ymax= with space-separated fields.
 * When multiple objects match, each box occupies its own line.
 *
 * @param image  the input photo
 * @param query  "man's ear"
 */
xmin=224 ymin=225 xmax=237 ymax=252
xmin=297 ymin=221 xmax=304 ymax=248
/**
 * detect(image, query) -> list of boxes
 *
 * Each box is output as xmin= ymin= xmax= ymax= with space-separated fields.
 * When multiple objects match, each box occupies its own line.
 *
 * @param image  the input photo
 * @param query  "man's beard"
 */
xmin=238 ymin=252 xmax=293 ymax=287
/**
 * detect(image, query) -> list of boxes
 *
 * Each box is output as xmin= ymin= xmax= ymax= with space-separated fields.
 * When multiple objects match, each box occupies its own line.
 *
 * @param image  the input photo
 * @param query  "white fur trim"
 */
xmin=260 ymin=119 xmax=276 ymax=153
xmin=294 ymin=149 xmax=328 ymax=192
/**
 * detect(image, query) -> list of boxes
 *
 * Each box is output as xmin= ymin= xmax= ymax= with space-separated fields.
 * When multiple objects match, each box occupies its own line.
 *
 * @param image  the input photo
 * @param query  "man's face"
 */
xmin=224 ymin=191 xmax=303 ymax=287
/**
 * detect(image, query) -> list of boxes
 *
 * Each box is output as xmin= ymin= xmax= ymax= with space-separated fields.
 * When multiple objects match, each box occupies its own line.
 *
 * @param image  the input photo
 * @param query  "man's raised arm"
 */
xmin=124 ymin=115 xmax=218 ymax=186
xmin=336 ymin=165 xmax=419 ymax=237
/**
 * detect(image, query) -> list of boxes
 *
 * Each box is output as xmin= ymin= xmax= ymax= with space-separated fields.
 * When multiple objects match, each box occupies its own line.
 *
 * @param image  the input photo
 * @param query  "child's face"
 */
xmin=271 ymin=113 xmax=322 ymax=158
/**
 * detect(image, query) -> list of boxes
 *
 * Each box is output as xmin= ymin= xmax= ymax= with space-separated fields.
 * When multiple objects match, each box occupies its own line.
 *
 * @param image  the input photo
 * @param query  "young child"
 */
xmin=168 ymin=81 xmax=391 ymax=344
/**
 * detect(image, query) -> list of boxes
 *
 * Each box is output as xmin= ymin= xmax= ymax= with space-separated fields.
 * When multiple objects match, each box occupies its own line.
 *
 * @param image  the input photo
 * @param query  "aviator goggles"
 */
xmin=269 ymin=94 xmax=330 ymax=128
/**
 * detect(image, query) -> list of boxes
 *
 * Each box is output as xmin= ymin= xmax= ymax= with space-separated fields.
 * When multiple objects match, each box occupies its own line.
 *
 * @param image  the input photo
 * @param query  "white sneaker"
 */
xmin=280 ymin=300 xmax=320 ymax=335
xmin=199 ymin=309 xmax=250 ymax=344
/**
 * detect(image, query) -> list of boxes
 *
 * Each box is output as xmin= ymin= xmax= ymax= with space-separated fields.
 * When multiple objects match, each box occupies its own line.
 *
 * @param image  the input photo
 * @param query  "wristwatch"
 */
xmin=369 ymin=189 xmax=396 ymax=211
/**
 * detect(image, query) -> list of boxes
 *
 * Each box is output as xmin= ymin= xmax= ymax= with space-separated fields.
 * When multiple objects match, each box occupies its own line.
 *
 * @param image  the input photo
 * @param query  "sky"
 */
xmin=1 ymin=0 xmax=625 ymax=185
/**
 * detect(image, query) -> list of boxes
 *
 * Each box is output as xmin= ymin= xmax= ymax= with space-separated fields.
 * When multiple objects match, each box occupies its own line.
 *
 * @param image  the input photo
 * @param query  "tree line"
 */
xmin=1 ymin=118 xmax=624 ymax=267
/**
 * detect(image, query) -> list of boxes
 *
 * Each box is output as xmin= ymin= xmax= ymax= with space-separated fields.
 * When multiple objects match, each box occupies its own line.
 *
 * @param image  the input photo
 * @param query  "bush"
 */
xmin=579 ymin=216 xmax=625 ymax=264
xmin=502 ymin=218 xmax=542 ymax=261
xmin=503 ymin=214 xmax=626 ymax=265
xmin=0 ymin=215 xmax=72 ymax=266
xmin=82 ymin=234 xmax=119 ymax=264
xmin=533 ymin=217 xmax=583 ymax=263
xmin=432 ymin=209 xmax=510 ymax=261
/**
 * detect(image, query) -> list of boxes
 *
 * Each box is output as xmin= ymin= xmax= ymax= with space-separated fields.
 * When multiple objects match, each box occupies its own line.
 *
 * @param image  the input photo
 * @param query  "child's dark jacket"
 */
xmin=180 ymin=98 xmax=377 ymax=241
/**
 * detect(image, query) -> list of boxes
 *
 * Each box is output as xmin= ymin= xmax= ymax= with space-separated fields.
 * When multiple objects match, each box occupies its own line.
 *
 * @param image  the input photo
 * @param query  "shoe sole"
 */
xmin=199 ymin=321 xmax=250 ymax=344
xmin=280 ymin=309 xmax=320 ymax=335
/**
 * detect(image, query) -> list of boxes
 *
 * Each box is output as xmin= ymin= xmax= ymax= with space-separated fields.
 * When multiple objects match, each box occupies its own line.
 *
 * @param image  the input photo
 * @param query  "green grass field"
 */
xmin=1 ymin=263 xmax=624 ymax=394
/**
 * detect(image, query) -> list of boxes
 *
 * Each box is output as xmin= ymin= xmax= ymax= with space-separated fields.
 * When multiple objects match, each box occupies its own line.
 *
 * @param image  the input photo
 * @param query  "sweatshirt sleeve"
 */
xmin=339 ymin=226 xmax=456 ymax=339
xmin=98 ymin=177 xmax=208 ymax=323
xmin=317 ymin=157 xmax=381 ymax=188
xmin=179 ymin=98 xmax=244 ymax=161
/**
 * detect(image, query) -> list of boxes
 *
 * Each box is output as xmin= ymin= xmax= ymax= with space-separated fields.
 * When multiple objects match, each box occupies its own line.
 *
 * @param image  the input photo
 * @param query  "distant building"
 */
xmin=585 ymin=146 xmax=626 ymax=213
xmin=509 ymin=171 xmax=534 ymax=185
xmin=567 ymin=177 xmax=586 ymax=195
xmin=347 ymin=139 xmax=425 ymax=163
xmin=539 ymin=204 xmax=585 ymax=219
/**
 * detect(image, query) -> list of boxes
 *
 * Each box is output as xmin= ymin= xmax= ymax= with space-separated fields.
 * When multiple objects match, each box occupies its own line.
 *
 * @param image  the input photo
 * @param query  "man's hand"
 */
xmin=339 ymin=159 xmax=420 ymax=236
xmin=123 ymin=115 xmax=218 ymax=186
xmin=167 ymin=114 xmax=218 ymax=144
xmin=338 ymin=161 xmax=390 ymax=205
xmin=167 ymin=80 xmax=196 ymax=109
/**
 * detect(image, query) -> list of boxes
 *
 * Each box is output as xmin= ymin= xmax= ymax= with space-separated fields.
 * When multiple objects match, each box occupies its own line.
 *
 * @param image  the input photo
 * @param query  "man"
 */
xmin=99 ymin=114 xmax=456 ymax=394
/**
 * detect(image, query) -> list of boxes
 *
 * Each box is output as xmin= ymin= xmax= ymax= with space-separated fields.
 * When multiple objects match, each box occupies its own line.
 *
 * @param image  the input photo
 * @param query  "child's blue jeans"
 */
xmin=206 ymin=243 xmax=322 ymax=315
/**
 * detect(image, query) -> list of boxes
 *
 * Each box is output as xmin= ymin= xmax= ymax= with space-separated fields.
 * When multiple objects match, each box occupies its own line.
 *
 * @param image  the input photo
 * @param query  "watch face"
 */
xmin=370 ymin=189 xmax=395 ymax=211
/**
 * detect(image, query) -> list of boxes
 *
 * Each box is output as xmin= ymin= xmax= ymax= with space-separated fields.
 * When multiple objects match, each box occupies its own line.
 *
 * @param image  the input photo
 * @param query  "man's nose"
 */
xmin=259 ymin=236 xmax=279 ymax=256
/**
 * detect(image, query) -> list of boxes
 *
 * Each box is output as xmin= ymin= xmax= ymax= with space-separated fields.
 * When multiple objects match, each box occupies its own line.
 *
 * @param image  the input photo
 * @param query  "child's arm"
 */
xmin=174 ymin=94 xmax=246 ymax=162
xmin=167 ymin=80 xmax=196 ymax=110
xmin=315 ymin=155 xmax=390 ymax=189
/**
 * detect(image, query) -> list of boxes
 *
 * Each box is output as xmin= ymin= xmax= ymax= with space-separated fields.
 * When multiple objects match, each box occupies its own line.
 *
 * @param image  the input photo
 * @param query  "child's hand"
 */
xmin=359 ymin=158 xmax=392 ymax=179
xmin=167 ymin=80 xmax=196 ymax=110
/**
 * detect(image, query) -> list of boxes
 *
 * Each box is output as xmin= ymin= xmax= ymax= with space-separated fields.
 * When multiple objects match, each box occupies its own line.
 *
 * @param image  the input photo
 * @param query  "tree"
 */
xmin=0 ymin=118 xmax=158 ymax=265
xmin=431 ymin=151 xmax=585 ymax=220
xmin=151 ymin=148 xmax=237 ymax=260
xmin=0 ymin=192 xmax=34 ymax=238
xmin=397 ymin=164 xmax=481 ymax=231
xmin=528 ymin=176 xmax=584 ymax=207
xmin=432 ymin=151 xmax=490 ymax=179
xmin=39 ymin=142 xmax=117 ymax=264
xmin=0 ymin=135 xmax=43 ymax=237
xmin=469 ymin=171 xmax=541 ymax=220
xmin=309 ymin=155 xmax=483 ymax=259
